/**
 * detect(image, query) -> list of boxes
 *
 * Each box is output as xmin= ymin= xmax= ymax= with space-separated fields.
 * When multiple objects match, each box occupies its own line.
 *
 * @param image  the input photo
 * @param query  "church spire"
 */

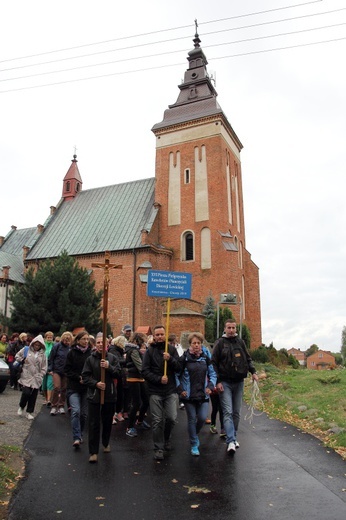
xmin=62 ymin=154 xmax=83 ymax=200
xmin=152 ymin=29 xmax=221 ymax=132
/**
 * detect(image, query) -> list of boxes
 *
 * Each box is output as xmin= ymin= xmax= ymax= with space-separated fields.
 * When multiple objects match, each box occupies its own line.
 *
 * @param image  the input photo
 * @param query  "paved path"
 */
xmin=7 ymin=400 xmax=346 ymax=520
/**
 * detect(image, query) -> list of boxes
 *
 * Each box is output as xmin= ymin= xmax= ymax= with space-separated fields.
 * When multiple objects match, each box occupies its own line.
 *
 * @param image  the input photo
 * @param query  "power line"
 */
xmin=2 ymin=21 xmax=345 ymax=84
xmin=1 ymin=35 xmax=345 ymax=94
xmin=0 ymin=0 xmax=324 ymax=64
xmin=1 ymin=5 xmax=344 ymax=74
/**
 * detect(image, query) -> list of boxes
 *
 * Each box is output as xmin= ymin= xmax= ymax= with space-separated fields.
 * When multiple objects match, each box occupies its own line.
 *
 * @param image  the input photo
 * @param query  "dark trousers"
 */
xmin=127 ymin=381 xmax=149 ymax=428
xmin=210 ymin=392 xmax=224 ymax=428
xmin=115 ymin=377 xmax=124 ymax=414
xmin=88 ymin=401 xmax=115 ymax=455
xmin=19 ymin=387 xmax=38 ymax=413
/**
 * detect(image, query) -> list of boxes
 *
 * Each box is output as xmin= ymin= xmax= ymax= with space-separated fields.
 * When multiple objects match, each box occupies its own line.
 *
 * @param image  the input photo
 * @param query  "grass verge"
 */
xmin=0 ymin=445 xmax=25 ymax=520
xmin=244 ymin=364 xmax=346 ymax=459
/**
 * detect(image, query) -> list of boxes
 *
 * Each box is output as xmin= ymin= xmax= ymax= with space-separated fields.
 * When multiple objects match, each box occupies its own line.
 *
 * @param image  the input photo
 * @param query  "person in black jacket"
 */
xmin=65 ymin=331 xmax=92 ymax=448
xmin=82 ymin=333 xmax=120 ymax=463
xmin=212 ymin=319 xmax=258 ymax=455
xmin=142 ymin=325 xmax=181 ymax=461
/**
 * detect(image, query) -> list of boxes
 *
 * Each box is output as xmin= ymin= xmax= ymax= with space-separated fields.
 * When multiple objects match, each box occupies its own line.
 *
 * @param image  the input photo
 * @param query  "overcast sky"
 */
xmin=1 ymin=0 xmax=345 ymax=352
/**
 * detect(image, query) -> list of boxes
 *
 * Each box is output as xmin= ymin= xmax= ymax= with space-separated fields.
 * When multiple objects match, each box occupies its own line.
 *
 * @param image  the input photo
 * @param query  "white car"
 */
xmin=0 ymin=357 xmax=10 ymax=393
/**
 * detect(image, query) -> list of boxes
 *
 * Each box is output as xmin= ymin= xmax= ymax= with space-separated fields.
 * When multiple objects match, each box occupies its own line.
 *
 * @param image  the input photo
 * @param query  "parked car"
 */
xmin=0 ymin=356 xmax=10 ymax=393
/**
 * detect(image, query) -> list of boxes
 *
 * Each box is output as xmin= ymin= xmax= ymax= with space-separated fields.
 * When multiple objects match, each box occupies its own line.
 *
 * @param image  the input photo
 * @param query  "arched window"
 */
xmin=76 ymin=182 xmax=80 ymax=192
xmin=66 ymin=181 xmax=70 ymax=192
xmin=182 ymin=231 xmax=194 ymax=261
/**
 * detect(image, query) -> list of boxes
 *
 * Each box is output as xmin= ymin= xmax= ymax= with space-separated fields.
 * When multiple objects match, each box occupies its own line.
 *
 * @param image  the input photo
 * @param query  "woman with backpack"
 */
xmin=177 ymin=332 xmax=217 ymax=456
xmin=124 ymin=332 xmax=150 ymax=438
xmin=48 ymin=331 xmax=73 ymax=415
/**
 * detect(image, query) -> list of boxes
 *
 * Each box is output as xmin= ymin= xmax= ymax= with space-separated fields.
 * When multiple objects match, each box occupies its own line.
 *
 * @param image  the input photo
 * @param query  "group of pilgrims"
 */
xmin=1 ymin=320 xmax=258 ymax=463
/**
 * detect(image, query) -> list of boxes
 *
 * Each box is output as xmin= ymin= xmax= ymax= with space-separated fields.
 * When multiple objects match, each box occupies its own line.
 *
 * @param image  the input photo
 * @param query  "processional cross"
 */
xmin=92 ymin=251 xmax=122 ymax=403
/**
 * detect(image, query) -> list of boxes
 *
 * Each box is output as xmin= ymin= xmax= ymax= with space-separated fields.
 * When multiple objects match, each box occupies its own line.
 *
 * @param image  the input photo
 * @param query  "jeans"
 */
xmin=218 ymin=380 xmax=244 ymax=444
xmin=149 ymin=393 xmax=178 ymax=451
xmin=184 ymin=401 xmax=209 ymax=446
xmin=69 ymin=392 xmax=88 ymax=441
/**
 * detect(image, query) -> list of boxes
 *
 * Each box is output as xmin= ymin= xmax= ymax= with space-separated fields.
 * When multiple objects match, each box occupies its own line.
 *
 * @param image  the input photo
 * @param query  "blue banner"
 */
xmin=147 ymin=270 xmax=192 ymax=299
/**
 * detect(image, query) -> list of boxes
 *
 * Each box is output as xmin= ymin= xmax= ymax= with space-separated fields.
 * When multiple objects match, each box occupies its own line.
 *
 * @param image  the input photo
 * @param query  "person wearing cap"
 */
xmin=16 ymin=335 xmax=47 ymax=420
xmin=122 ymin=324 xmax=132 ymax=341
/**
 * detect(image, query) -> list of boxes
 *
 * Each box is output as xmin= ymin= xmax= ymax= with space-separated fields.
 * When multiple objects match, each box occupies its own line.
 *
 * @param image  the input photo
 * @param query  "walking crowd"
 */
xmin=1 ymin=320 xmax=258 ymax=463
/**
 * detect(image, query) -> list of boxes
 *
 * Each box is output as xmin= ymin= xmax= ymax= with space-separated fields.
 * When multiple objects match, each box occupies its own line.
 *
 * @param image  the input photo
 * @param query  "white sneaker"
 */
xmin=27 ymin=413 xmax=34 ymax=420
xmin=58 ymin=407 xmax=65 ymax=414
xmin=17 ymin=407 xmax=23 ymax=416
xmin=235 ymin=440 xmax=240 ymax=449
xmin=50 ymin=407 xmax=57 ymax=415
xmin=227 ymin=442 xmax=236 ymax=454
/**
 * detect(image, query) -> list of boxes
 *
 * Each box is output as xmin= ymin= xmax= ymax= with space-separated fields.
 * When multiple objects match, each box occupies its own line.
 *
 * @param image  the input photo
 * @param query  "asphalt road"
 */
xmin=7 ymin=401 xmax=346 ymax=520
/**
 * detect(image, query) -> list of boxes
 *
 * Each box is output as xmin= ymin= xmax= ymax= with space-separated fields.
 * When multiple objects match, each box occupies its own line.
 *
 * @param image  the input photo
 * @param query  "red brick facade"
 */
xmin=22 ymin=39 xmax=262 ymax=346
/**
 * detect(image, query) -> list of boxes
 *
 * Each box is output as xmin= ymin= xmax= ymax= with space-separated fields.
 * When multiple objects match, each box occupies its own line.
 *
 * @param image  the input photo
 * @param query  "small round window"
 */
xmin=191 ymin=72 xmax=198 ymax=79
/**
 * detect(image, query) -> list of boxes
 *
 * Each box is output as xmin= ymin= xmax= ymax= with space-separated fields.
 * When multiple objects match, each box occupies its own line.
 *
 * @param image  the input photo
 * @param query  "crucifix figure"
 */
xmin=92 ymin=251 xmax=122 ymax=403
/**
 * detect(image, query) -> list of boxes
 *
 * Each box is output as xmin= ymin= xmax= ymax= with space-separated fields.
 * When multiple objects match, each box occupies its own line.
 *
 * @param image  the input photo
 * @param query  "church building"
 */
xmin=0 ymin=33 xmax=262 ymax=347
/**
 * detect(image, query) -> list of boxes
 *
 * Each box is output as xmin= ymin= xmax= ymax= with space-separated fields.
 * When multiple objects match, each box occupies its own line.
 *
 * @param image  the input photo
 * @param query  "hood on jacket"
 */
xmin=30 ymin=334 xmax=46 ymax=350
xmin=124 ymin=342 xmax=139 ymax=354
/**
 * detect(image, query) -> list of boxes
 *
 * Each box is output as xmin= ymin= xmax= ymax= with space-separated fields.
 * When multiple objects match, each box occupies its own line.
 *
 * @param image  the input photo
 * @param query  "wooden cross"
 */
xmin=92 ymin=251 xmax=122 ymax=403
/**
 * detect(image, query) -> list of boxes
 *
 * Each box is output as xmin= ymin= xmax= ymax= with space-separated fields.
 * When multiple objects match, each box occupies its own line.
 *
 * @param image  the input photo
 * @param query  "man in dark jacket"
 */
xmin=142 ymin=325 xmax=181 ymax=460
xmin=82 ymin=333 xmax=120 ymax=463
xmin=65 ymin=331 xmax=92 ymax=448
xmin=212 ymin=319 xmax=258 ymax=455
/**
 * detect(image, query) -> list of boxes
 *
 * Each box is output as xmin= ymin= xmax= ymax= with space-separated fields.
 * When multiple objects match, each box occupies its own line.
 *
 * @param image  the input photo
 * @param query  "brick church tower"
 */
xmin=152 ymin=32 xmax=262 ymax=347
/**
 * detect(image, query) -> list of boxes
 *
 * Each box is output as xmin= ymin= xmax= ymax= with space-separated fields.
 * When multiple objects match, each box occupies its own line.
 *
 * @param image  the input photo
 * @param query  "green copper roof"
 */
xmin=0 ymin=251 xmax=26 ymax=283
xmin=27 ymin=177 xmax=156 ymax=259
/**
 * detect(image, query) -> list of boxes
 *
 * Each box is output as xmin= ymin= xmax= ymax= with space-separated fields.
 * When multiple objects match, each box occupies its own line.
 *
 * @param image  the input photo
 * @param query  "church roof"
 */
xmin=0 ymin=226 xmax=38 ymax=255
xmin=27 ymin=177 xmax=156 ymax=259
xmin=0 ymin=226 xmax=39 ymax=282
xmin=0 ymin=251 xmax=26 ymax=283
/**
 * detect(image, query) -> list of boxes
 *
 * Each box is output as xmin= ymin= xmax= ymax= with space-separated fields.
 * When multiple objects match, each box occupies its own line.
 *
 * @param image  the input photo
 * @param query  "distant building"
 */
xmin=0 ymin=33 xmax=262 ymax=345
xmin=306 ymin=350 xmax=336 ymax=370
xmin=287 ymin=347 xmax=306 ymax=366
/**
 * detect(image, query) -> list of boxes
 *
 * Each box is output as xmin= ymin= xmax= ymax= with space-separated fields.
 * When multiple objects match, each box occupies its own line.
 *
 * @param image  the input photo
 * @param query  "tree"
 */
xmin=204 ymin=293 xmax=216 ymax=343
xmin=203 ymin=292 xmax=215 ymax=319
xmin=239 ymin=323 xmax=251 ymax=349
xmin=305 ymin=344 xmax=319 ymax=358
xmin=341 ymin=326 xmax=346 ymax=364
xmin=7 ymin=251 xmax=103 ymax=335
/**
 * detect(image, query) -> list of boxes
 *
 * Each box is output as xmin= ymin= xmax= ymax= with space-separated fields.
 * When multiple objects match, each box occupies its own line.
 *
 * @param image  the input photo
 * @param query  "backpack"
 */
xmin=220 ymin=338 xmax=249 ymax=379
xmin=13 ymin=346 xmax=30 ymax=375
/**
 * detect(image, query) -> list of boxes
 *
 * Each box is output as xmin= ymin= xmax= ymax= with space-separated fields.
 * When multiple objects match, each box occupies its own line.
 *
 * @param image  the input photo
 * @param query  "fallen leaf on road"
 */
xmin=183 ymin=486 xmax=211 ymax=494
xmin=191 ymin=504 xmax=199 ymax=509
xmin=172 ymin=479 xmax=178 ymax=483
xmin=95 ymin=496 xmax=105 ymax=500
